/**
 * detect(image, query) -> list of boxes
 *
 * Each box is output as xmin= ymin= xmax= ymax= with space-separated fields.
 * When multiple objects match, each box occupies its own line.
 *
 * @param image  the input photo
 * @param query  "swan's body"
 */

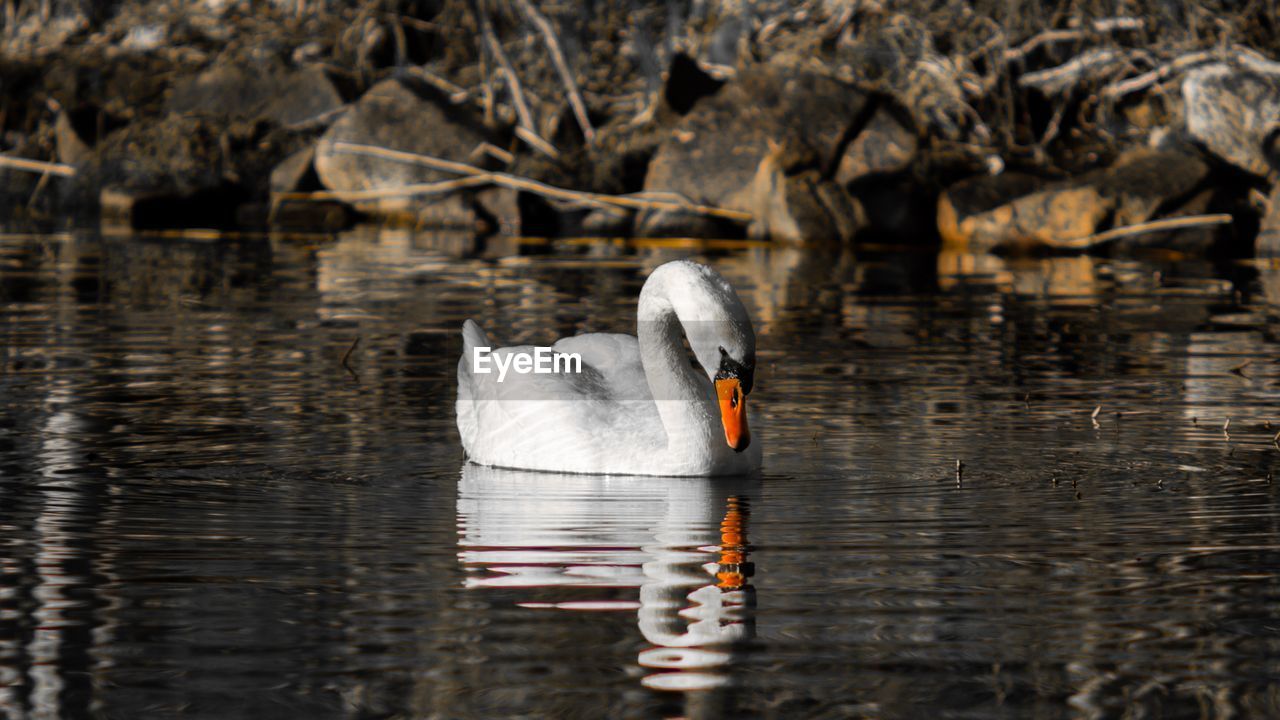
xmin=456 ymin=260 xmax=761 ymax=476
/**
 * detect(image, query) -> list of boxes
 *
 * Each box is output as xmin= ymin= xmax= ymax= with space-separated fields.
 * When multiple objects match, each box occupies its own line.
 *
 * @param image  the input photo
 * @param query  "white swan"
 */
xmin=456 ymin=260 xmax=761 ymax=476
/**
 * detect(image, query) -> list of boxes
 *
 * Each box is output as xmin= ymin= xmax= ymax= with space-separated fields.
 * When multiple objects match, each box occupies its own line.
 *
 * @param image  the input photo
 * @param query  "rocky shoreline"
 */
xmin=3 ymin=0 xmax=1280 ymax=255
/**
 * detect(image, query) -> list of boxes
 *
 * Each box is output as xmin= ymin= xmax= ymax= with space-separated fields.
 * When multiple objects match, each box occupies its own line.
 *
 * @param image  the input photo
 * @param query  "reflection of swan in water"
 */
xmin=455 ymin=464 xmax=757 ymax=693
xmin=636 ymin=493 xmax=755 ymax=692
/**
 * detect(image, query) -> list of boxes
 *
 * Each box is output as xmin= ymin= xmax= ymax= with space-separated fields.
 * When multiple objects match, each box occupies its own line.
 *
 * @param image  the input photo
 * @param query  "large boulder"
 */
xmin=637 ymin=64 xmax=872 ymax=242
xmin=1183 ymin=63 xmax=1280 ymax=179
xmin=938 ymin=148 xmax=1210 ymax=251
xmin=167 ymin=58 xmax=343 ymax=127
xmin=938 ymin=176 xmax=1107 ymax=251
xmin=83 ymin=114 xmax=297 ymax=227
xmin=1092 ymin=148 xmax=1211 ymax=227
xmin=314 ymin=77 xmax=514 ymax=228
xmin=835 ymin=106 xmax=917 ymax=185
xmin=91 ymin=115 xmax=234 ymax=198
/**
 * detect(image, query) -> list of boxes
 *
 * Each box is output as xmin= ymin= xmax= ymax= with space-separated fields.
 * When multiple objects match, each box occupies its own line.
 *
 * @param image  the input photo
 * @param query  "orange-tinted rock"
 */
xmin=938 ymin=149 xmax=1209 ymax=251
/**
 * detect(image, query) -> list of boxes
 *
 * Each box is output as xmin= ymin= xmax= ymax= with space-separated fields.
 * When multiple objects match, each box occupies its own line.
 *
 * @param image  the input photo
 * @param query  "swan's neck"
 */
xmin=637 ymin=287 xmax=718 ymax=460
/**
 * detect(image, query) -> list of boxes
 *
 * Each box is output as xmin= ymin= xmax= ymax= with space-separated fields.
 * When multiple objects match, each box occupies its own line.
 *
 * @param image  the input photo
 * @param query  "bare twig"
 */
xmin=478 ymin=1 xmax=546 ymax=153
xmin=395 ymin=14 xmax=442 ymax=33
xmin=405 ymin=67 xmax=470 ymax=104
xmin=1091 ymin=17 xmax=1146 ymax=33
xmin=514 ymin=125 xmax=560 ymax=158
xmin=819 ymin=0 xmax=856 ymax=42
xmin=26 ymin=166 xmax=52 ymax=207
xmin=1005 ymin=17 xmax=1144 ymax=64
xmin=283 ymin=105 xmax=350 ymax=131
xmin=1051 ymin=214 xmax=1233 ymax=250
xmin=1100 ymin=50 xmax=1219 ymax=100
xmin=342 ymin=336 xmax=360 ymax=381
xmin=0 ymin=155 xmax=75 ymax=177
xmin=275 ymin=174 xmax=493 ymax=203
xmin=511 ymin=0 xmax=595 ymax=143
xmin=1037 ymin=100 xmax=1068 ymax=149
xmin=478 ymin=33 xmax=495 ymax=124
xmin=758 ymin=3 xmax=815 ymax=45
xmin=1019 ymin=48 xmax=1128 ymax=96
xmin=327 ymin=141 xmax=753 ymax=222
xmin=470 ymin=142 xmax=514 ymax=165
xmin=1005 ymin=29 xmax=1084 ymax=63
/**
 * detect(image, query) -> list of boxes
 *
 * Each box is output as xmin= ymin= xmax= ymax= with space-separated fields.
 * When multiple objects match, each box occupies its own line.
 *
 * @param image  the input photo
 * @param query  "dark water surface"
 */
xmin=2 ymin=228 xmax=1280 ymax=719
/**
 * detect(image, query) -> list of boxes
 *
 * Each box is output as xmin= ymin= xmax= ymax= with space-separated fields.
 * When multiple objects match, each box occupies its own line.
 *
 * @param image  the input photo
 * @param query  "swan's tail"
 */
xmin=461 ymin=319 xmax=492 ymax=371
xmin=457 ymin=320 xmax=492 ymax=455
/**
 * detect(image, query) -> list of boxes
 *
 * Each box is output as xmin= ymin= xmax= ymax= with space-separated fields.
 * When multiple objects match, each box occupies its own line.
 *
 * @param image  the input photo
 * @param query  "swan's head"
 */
xmin=645 ymin=261 xmax=757 ymax=453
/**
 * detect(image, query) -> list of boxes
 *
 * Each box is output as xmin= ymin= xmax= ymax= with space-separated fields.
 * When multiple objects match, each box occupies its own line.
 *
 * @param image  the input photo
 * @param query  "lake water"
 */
xmin=2 ymin=228 xmax=1279 ymax=719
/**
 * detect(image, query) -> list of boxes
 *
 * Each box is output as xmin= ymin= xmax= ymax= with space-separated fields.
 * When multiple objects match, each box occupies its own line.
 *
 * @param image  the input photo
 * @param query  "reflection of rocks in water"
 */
xmin=937 ymin=251 xmax=1104 ymax=298
xmin=456 ymin=465 xmax=757 ymax=699
xmin=1182 ymin=328 xmax=1278 ymax=428
xmin=314 ymin=225 xmax=482 ymax=305
xmin=1260 ymin=261 xmax=1280 ymax=315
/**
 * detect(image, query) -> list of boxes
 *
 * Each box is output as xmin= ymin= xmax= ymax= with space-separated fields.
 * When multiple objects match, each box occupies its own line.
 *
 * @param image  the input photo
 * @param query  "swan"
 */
xmin=456 ymin=260 xmax=760 ymax=476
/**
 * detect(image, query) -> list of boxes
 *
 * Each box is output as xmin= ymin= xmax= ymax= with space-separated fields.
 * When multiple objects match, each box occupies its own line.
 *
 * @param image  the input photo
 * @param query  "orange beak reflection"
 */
xmin=714 ymin=378 xmax=750 ymax=452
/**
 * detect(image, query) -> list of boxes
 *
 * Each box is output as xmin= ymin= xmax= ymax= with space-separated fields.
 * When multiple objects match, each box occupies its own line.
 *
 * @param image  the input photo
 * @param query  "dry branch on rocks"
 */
xmin=1 ymin=0 xmax=1279 ymax=252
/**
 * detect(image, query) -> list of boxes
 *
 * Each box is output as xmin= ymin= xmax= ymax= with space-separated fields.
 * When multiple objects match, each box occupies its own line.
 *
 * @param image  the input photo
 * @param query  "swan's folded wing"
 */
xmin=462 ymin=338 xmax=664 ymax=468
xmin=552 ymin=333 xmax=652 ymax=402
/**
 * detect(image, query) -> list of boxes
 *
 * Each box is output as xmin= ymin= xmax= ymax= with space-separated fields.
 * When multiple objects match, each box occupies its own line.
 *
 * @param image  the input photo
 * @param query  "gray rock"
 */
xmin=638 ymin=63 xmax=870 ymax=242
xmin=270 ymin=146 xmax=317 ymax=194
xmin=83 ymin=113 xmax=297 ymax=226
xmin=1091 ymin=148 xmax=1209 ymax=227
xmin=89 ymin=115 xmax=228 ymax=196
xmin=167 ymin=60 xmax=342 ymax=127
xmin=54 ymin=111 xmax=92 ymax=166
xmin=1183 ymin=63 xmax=1280 ymax=179
xmin=835 ymin=107 xmax=917 ymax=185
xmin=314 ymin=78 xmax=509 ymax=228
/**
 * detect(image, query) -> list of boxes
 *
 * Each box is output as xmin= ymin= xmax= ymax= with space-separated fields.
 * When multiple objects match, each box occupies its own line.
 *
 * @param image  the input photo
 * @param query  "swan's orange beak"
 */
xmin=715 ymin=378 xmax=750 ymax=452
